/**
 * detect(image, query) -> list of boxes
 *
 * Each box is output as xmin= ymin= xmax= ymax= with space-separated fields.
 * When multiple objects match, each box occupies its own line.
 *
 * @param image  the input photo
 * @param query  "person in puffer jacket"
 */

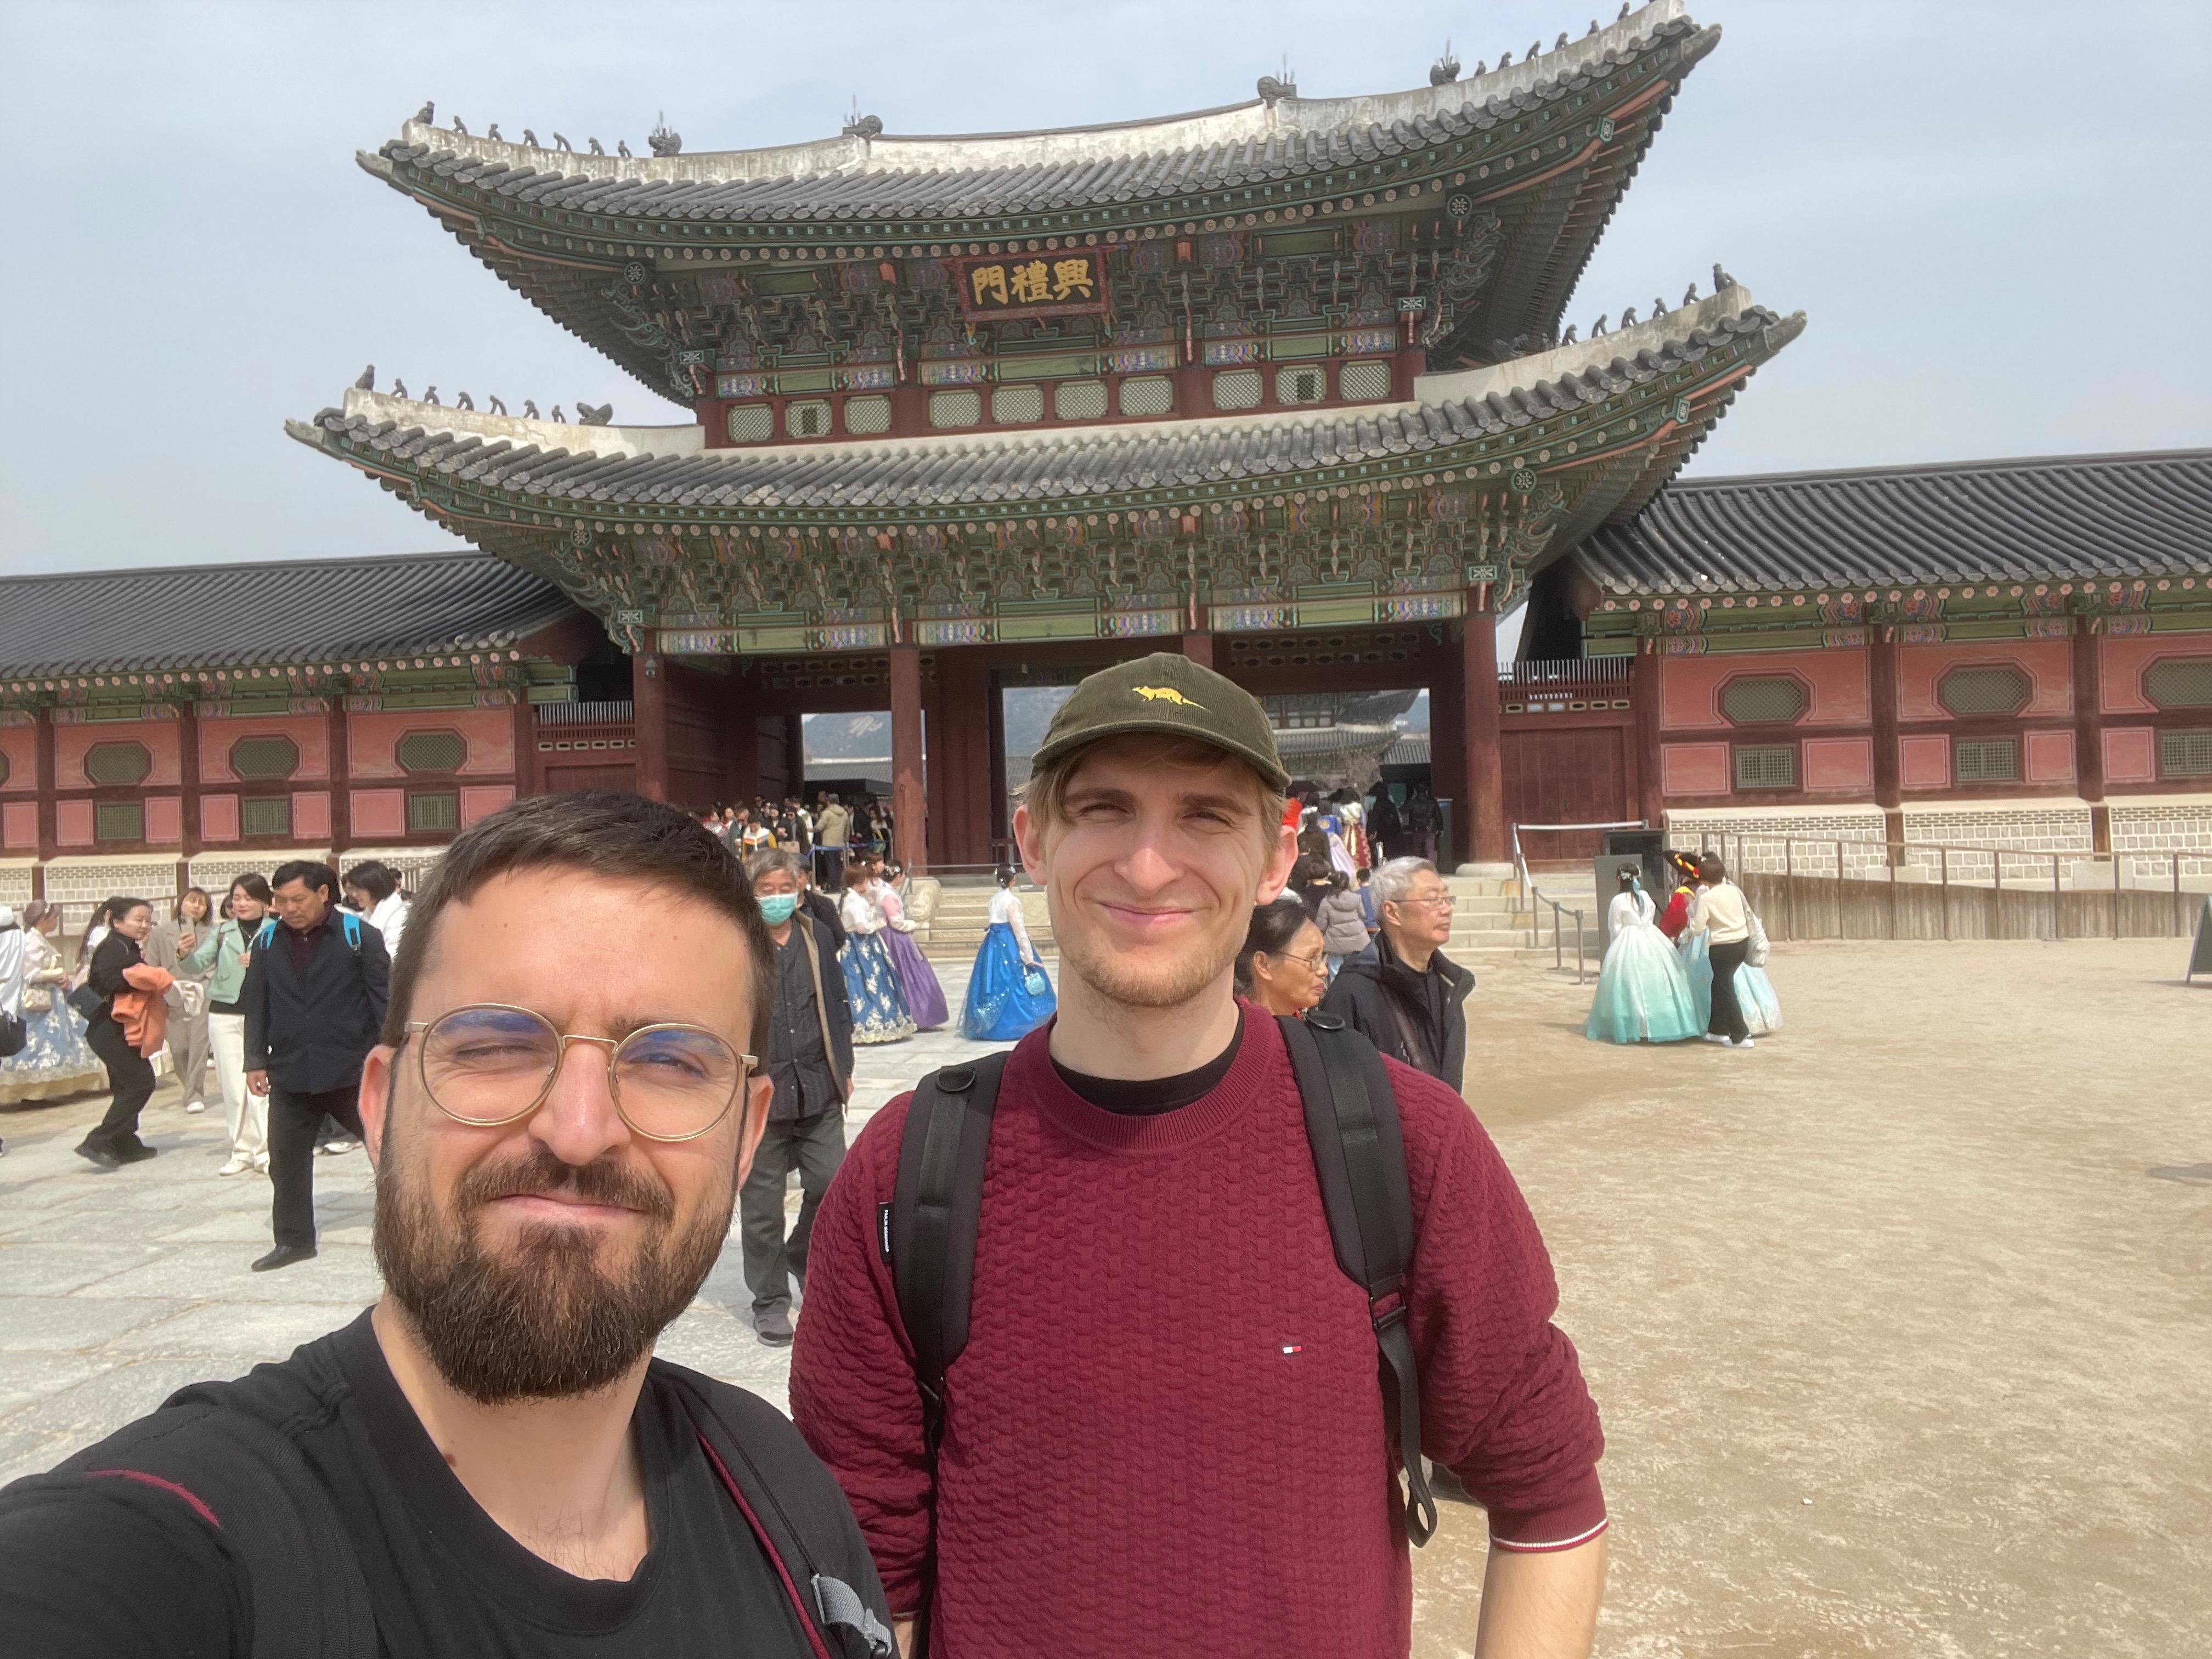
xmin=1315 ymin=871 xmax=1373 ymax=981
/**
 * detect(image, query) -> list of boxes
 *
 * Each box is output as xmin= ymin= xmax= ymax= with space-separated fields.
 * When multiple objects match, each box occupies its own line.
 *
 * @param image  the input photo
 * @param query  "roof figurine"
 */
xmin=413 ymin=100 xmax=432 ymax=123
xmin=552 ymin=132 xmax=571 ymax=150
xmin=391 ymin=378 xmax=405 ymax=398
xmin=648 ymin=112 xmax=682 ymax=156
xmin=1430 ymin=41 xmax=1461 ymax=85
xmin=487 ymin=123 xmax=501 ymax=140
xmin=618 ymin=139 xmax=632 ymax=159
xmin=488 ymin=394 xmax=507 ymax=415
xmin=577 ymin=402 xmax=613 ymax=426
xmin=522 ymin=399 xmax=539 ymax=417
xmin=422 ymin=385 xmax=438 ymax=405
xmin=455 ymin=391 xmax=475 ymax=410
xmin=522 ymin=128 xmax=538 ymax=146
xmin=587 ymin=137 xmax=604 ymax=155
xmin=1713 ymin=262 xmax=1738 ymax=290
xmin=354 ymin=364 xmax=374 ymax=391
xmin=452 ymin=116 xmax=467 ymax=137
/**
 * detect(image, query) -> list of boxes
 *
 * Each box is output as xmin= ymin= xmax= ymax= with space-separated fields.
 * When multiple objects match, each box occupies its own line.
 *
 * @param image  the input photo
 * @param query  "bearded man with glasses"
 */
xmin=0 ymin=792 xmax=893 ymax=1659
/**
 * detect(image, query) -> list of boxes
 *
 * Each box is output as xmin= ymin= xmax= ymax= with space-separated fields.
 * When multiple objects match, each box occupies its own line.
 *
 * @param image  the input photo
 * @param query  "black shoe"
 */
xmin=75 ymin=1142 xmax=122 ymax=1172
xmin=251 ymin=1244 xmax=318 ymax=1273
xmin=755 ymin=1305 xmax=795 ymax=1346
xmin=114 ymin=1143 xmax=160 ymax=1164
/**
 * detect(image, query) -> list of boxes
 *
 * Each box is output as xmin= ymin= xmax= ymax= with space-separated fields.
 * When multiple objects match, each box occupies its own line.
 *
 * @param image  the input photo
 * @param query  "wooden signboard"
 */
xmin=955 ymin=250 xmax=1109 ymax=321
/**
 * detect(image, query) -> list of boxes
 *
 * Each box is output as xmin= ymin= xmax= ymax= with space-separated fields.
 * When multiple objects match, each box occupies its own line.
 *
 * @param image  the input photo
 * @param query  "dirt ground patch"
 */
xmin=1410 ymin=939 xmax=2210 ymax=1658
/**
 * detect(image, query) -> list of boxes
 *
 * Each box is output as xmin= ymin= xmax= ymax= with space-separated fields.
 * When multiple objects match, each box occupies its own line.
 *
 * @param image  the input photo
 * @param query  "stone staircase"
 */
xmin=911 ymin=877 xmax=1056 ymax=962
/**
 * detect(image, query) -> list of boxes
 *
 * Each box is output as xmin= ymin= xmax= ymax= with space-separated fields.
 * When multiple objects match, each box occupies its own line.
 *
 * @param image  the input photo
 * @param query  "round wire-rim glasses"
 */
xmin=400 ymin=1003 xmax=755 ymax=1144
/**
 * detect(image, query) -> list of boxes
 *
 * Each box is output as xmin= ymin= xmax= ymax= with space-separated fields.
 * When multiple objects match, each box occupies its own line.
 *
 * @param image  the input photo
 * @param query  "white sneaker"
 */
xmin=185 ymin=1101 xmax=207 ymax=1115
xmin=1731 ymin=1037 xmax=1756 ymax=1049
xmin=252 ymin=1153 xmax=271 ymax=1173
xmin=217 ymin=1155 xmax=251 ymax=1176
xmin=1702 ymin=1032 xmax=1729 ymax=1045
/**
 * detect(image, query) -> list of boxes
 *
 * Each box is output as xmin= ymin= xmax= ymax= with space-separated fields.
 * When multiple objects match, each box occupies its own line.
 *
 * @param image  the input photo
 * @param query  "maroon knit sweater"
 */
xmin=791 ymin=1003 xmax=1605 ymax=1658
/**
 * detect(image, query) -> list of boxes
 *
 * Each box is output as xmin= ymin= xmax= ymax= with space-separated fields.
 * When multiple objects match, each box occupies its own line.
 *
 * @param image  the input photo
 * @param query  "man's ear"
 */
xmin=1012 ymin=803 xmax=1048 ymax=887
xmin=358 ymin=1043 xmax=396 ymax=1172
xmin=732 ymin=1072 xmax=774 ymax=1186
xmin=1256 ymin=819 xmax=1299 ymax=903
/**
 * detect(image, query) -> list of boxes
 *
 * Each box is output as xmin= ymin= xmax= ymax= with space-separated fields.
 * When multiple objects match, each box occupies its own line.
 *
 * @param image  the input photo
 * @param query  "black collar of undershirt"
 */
xmin=1050 ymin=1018 xmax=1245 ymax=1116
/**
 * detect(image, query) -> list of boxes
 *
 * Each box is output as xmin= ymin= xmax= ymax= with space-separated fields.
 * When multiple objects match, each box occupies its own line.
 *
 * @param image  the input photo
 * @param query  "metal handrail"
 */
xmin=1510 ymin=819 xmax=1646 ymax=956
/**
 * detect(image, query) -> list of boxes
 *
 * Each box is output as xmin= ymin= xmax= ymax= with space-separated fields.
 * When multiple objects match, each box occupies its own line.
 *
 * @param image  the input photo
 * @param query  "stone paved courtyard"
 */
xmin=4 ymin=941 xmax=2207 ymax=1656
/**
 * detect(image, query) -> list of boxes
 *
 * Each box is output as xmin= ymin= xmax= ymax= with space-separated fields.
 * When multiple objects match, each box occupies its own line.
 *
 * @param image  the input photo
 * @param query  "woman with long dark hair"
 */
xmin=960 ymin=867 xmax=1056 ymax=1041
xmin=75 ymin=896 xmax=174 ymax=1169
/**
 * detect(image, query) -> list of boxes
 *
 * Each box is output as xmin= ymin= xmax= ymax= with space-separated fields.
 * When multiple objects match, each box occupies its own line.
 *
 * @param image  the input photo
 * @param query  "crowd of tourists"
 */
xmin=0 ymin=654 xmax=1613 ymax=1659
xmin=699 ymin=791 xmax=893 ymax=889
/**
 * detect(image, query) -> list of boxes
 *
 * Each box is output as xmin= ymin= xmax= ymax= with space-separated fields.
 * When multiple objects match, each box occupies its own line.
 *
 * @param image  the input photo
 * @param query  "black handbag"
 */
xmin=0 ymin=1011 xmax=25 ymax=1058
xmin=66 ymin=981 xmax=105 ymax=1022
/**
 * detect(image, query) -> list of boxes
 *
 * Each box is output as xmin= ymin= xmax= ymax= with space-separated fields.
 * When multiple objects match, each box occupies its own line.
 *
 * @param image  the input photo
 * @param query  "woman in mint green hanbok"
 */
xmin=1679 ymin=897 xmax=1783 ymax=1036
xmin=1585 ymin=871 xmax=1701 ymax=1044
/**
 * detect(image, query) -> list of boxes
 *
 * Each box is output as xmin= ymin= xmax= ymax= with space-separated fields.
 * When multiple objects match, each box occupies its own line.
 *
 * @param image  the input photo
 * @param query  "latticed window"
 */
xmin=1119 ymin=376 xmax=1173 ymax=417
xmin=1339 ymin=359 xmax=1394 ymax=401
xmin=241 ymin=797 xmax=292 ymax=837
xmin=1720 ymin=676 xmax=1807 ymax=725
xmin=408 ymin=792 xmax=461 ymax=833
xmin=1733 ymin=744 xmax=1797 ymax=791
xmin=843 ymin=396 xmax=891 ymax=435
xmin=726 ymin=403 xmax=774 ymax=444
xmin=1055 ymin=381 xmax=1109 ymax=421
xmin=1212 ymin=370 xmax=1262 ymax=410
xmin=396 ymin=730 xmax=466 ymax=774
xmin=1955 ymin=737 xmax=2019 ymax=782
xmin=1939 ymin=665 xmax=2029 ymax=715
xmin=2160 ymin=730 xmax=2212 ymax=777
xmin=95 ymin=801 xmax=144 ymax=842
xmin=1277 ymin=366 xmax=1327 ymax=404
xmin=229 ymin=735 xmax=299 ymax=780
xmin=992 ymin=385 xmax=1043 ymax=424
xmin=785 ymin=400 xmax=832 ymax=439
xmin=929 ymin=390 xmax=981 ymax=428
xmin=2145 ymin=657 xmax=2212 ymax=709
xmin=84 ymin=741 xmax=151 ymax=786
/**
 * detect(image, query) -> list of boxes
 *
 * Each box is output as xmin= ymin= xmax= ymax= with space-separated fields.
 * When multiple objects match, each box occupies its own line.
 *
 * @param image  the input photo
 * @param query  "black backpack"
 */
xmin=885 ymin=1012 xmax=1438 ymax=1644
xmin=4 ymin=1359 xmax=894 ymax=1659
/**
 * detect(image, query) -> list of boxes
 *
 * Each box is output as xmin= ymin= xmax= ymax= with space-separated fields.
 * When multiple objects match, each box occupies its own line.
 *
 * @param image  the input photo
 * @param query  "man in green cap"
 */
xmin=793 ymin=651 xmax=1607 ymax=1658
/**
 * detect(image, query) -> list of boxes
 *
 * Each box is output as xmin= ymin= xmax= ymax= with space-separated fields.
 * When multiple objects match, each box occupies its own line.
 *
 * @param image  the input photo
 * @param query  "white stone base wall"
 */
xmin=1664 ymin=805 xmax=1888 ymax=878
xmin=2109 ymin=795 xmax=2212 ymax=882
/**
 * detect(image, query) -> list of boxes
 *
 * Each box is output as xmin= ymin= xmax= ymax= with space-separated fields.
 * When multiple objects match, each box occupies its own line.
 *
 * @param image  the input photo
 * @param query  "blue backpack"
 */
xmin=253 ymin=912 xmax=364 ymax=956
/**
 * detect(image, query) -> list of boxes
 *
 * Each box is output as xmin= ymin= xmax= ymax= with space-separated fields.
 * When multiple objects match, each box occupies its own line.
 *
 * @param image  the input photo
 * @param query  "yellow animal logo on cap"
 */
xmin=1133 ymin=686 xmax=1203 ymax=709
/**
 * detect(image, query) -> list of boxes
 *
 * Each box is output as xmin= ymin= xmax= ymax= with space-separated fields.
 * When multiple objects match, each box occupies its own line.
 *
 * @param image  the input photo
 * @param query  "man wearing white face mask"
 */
xmin=741 ymin=849 xmax=855 ymax=1346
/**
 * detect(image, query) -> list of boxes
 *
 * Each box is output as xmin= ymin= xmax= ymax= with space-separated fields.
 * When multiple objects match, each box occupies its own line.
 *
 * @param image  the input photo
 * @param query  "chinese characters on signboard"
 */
xmin=955 ymin=251 xmax=1109 ymax=320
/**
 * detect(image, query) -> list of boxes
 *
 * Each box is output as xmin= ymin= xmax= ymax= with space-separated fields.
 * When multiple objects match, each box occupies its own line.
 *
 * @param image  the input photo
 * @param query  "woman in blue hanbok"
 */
xmin=1586 ymin=873 xmax=1702 ymax=1044
xmin=838 ymin=867 xmax=916 ymax=1045
xmin=960 ymin=869 xmax=1056 ymax=1042
xmin=0 ymin=903 xmax=108 ymax=1104
xmin=1678 ymin=888 xmax=1784 ymax=1037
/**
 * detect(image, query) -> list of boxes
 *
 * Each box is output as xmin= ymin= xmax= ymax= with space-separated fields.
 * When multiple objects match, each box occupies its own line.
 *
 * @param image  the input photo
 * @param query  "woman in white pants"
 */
xmin=182 ymin=874 xmax=273 ymax=1174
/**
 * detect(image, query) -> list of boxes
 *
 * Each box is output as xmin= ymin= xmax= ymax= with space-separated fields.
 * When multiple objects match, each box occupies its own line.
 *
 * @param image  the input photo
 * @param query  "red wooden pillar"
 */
xmin=930 ymin=649 xmax=995 ymax=869
xmin=327 ymin=698 xmax=352 ymax=859
xmin=1630 ymin=638 xmax=1664 ymax=828
xmin=634 ymin=654 xmax=670 ymax=803
xmin=1180 ymin=630 xmax=1216 ymax=670
xmin=35 ymin=702 xmax=57 ymax=867
xmin=1429 ymin=632 xmax=1466 ymax=866
xmin=889 ymin=642 xmax=927 ymax=873
xmin=2073 ymin=618 xmax=2108 ymax=852
xmin=1869 ymin=627 xmax=1903 ymax=853
xmin=510 ymin=693 xmax=538 ymax=800
xmin=1462 ymin=605 xmax=1508 ymax=867
xmin=176 ymin=699 xmax=202 ymax=892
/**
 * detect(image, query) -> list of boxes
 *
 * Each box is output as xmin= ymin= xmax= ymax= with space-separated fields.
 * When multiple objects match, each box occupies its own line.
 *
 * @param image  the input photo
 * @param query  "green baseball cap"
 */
xmin=1030 ymin=652 xmax=1290 ymax=793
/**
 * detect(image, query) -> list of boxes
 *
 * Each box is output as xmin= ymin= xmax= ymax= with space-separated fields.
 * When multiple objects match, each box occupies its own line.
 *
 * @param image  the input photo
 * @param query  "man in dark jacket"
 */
xmin=242 ymin=860 xmax=389 ymax=1271
xmin=1319 ymin=855 xmax=1474 ymax=1093
xmin=740 ymin=849 xmax=856 ymax=1346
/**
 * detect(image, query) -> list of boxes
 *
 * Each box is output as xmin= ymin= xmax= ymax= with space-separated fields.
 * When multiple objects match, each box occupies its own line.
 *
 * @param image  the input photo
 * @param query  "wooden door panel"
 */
xmin=1502 ymin=729 xmax=1628 ymax=860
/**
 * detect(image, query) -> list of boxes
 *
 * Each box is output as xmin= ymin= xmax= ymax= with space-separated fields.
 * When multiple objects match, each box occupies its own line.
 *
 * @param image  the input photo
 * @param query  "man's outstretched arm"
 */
xmin=1476 ymin=1532 xmax=1606 ymax=1659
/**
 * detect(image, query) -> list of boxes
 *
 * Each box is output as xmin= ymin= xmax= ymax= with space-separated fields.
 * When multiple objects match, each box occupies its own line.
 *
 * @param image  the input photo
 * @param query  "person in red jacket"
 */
xmin=1657 ymin=851 xmax=1702 ymax=941
xmin=791 ymin=653 xmax=1606 ymax=1659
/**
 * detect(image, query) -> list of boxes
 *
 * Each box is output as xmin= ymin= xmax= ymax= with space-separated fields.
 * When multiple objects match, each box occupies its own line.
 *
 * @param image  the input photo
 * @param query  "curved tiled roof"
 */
xmin=1573 ymin=450 xmax=2212 ymax=594
xmin=296 ymin=303 xmax=1793 ymax=513
xmin=378 ymin=5 xmax=1701 ymax=223
xmin=0 ymin=553 xmax=577 ymax=680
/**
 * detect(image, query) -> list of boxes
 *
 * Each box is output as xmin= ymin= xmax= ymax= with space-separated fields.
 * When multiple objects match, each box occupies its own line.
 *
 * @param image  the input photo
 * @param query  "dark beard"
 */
xmin=373 ymin=1137 xmax=730 ymax=1405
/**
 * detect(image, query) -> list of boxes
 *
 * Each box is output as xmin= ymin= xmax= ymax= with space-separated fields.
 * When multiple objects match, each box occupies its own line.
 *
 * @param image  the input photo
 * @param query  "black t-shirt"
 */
xmin=1052 ymin=1019 xmax=1244 ymax=1116
xmin=0 ymin=1313 xmax=817 ymax=1658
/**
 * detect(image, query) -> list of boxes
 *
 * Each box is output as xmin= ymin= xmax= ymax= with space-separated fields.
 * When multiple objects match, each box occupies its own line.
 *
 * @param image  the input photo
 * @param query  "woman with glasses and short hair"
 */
xmin=1235 ymin=898 xmax=1330 ymax=1018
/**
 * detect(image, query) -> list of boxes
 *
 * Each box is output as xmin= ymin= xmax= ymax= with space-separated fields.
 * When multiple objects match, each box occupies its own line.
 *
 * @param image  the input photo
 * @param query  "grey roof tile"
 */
xmin=1573 ymin=450 xmax=2212 ymax=594
xmin=0 ymin=553 xmax=577 ymax=680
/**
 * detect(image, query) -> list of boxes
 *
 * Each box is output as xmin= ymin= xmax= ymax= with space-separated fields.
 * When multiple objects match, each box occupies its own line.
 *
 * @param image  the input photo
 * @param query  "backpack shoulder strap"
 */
xmin=888 ymin=1052 xmax=1012 ymax=1448
xmin=1278 ymin=1012 xmax=1437 ymax=1546
xmin=255 ymin=919 xmax=278 ymax=951
xmin=26 ymin=1400 xmax=377 ymax=1659
xmin=662 ymin=1367 xmax=895 ymax=1659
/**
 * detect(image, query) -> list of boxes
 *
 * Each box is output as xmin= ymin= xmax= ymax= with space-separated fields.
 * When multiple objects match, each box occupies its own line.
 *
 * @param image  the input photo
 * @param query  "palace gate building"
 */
xmin=3 ymin=0 xmax=2209 ymax=920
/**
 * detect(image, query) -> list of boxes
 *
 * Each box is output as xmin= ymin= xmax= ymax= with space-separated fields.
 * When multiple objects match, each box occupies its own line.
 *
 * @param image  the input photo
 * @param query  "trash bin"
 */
xmin=1595 ymin=829 xmax=1666 ymax=946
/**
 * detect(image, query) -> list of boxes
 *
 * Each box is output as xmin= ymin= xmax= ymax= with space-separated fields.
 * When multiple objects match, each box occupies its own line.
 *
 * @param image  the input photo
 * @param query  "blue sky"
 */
xmin=2 ymin=0 xmax=2207 ymax=578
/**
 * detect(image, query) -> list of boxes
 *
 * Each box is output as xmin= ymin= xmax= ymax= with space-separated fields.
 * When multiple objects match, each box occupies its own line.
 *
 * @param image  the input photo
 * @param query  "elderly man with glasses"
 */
xmin=0 ymin=792 xmax=891 ymax=1659
xmin=1319 ymin=854 xmax=1474 ymax=1091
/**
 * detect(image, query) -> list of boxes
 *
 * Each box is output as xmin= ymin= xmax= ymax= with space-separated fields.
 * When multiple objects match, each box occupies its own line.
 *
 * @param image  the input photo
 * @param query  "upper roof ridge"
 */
xmin=382 ymin=1 xmax=1689 ymax=187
